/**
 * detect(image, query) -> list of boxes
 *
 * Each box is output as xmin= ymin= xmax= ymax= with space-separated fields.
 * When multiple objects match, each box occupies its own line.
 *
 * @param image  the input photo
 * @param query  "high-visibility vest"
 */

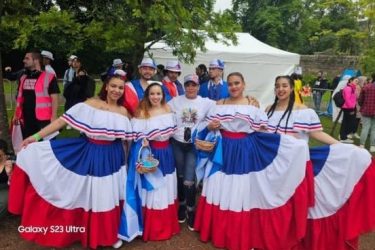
xmin=15 ymin=71 xmax=55 ymax=121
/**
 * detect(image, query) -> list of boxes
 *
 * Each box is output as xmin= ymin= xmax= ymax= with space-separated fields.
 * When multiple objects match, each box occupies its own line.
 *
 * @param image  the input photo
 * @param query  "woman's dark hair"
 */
xmin=227 ymin=72 xmax=245 ymax=83
xmin=197 ymin=64 xmax=207 ymax=72
xmin=267 ymin=75 xmax=295 ymax=134
xmin=0 ymin=139 xmax=8 ymax=154
xmin=98 ymin=74 xmax=125 ymax=105
xmin=135 ymin=83 xmax=166 ymax=118
xmin=347 ymin=76 xmax=356 ymax=84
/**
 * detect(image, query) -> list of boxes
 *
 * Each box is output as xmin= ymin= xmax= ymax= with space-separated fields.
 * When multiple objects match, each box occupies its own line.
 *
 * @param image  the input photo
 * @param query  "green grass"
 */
xmin=4 ymin=79 xmax=102 ymax=139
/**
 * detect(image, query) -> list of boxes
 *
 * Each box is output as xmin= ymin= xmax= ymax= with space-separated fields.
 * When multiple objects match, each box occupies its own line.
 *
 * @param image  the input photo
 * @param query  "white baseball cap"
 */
xmin=41 ymin=50 xmax=54 ymax=61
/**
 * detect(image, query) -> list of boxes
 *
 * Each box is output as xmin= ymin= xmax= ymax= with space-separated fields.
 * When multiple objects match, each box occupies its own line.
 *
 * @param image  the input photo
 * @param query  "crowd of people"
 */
xmin=2 ymin=48 xmax=375 ymax=250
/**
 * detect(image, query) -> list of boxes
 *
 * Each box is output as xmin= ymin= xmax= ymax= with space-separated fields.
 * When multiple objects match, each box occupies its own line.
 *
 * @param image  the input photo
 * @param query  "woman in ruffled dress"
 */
xmin=8 ymin=71 xmax=133 ymax=249
xmin=117 ymin=82 xmax=179 ymax=243
xmin=266 ymin=75 xmax=375 ymax=250
xmin=194 ymin=72 xmax=311 ymax=250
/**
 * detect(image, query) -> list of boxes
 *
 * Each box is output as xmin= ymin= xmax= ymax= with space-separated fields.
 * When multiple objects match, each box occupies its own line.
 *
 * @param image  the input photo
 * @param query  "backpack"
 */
xmin=333 ymin=89 xmax=345 ymax=108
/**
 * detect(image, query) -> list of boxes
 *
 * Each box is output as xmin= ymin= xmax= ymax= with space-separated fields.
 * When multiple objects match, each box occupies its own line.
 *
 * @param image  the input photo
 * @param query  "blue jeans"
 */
xmin=313 ymin=91 xmax=322 ymax=111
xmin=171 ymin=138 xmax=197 ymax=210
xmin=360 ymin=116 xmax=375 ymax=146
xmin=171 ymin=138 xmax=196 ymax=184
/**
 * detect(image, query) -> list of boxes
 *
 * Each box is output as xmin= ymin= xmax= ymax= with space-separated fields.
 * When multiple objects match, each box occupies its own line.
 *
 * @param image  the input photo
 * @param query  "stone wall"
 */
xmin=300 ymin=55 xmax=359 ymax=78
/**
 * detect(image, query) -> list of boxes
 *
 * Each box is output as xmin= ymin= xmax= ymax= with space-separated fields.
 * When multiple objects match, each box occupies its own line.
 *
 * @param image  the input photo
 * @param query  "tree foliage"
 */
xmin=359 ymin=0 xmax=375 ymax=74
xmin=0 ymin=0 xmax=239 ymax=143
xmin=232 ymin=0 xmax=364 ymax=55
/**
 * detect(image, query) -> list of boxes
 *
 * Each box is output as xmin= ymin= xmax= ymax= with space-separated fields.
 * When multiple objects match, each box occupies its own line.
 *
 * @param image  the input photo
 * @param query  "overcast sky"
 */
xmin=214 ymin=0 xmax=232 ymax=12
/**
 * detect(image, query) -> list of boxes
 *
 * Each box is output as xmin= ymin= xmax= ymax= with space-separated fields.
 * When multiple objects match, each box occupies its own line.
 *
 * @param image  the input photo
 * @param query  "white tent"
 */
xmin=146 ymin=32 xmax=300 ymax=108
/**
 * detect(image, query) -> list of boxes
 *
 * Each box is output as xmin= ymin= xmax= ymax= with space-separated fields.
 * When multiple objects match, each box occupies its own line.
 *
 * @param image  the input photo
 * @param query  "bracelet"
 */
xmin=32 ymin=133 xmax=42 ymax=141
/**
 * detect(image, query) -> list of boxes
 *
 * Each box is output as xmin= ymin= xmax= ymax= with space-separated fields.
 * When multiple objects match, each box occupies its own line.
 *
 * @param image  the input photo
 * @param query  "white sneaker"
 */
xmin=112 ymin=239 xmax=123 ymax=249
xmin=370 ymin=146 xmax=375 ymax=153
xmin=340 ymin=139 xmax=354 ymax=144
xmin=354 ymin=133 xmax=360 ymax=139
xmin=347 ymin=134 xmax=353 ymax=139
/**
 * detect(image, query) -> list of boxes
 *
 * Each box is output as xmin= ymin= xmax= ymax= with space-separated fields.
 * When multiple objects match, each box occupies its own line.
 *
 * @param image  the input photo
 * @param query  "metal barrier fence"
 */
xmin=4 ymin=81 xmax=334 ymax=115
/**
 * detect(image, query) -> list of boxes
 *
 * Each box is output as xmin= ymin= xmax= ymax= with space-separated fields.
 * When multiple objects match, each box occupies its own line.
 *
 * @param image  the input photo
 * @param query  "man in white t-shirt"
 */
xmin=168 ymin=74 xmax=215 ymax=231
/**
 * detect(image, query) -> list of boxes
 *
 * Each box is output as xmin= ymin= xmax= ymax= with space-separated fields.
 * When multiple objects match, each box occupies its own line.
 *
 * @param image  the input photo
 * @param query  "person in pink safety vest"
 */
xmin=13 ymin=49 xmax=60 ymax=139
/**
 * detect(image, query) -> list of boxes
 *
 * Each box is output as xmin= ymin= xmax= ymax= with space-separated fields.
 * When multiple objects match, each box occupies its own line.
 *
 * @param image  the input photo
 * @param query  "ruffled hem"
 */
xmin=299 ymin=160 xmax=375 ymax=250
xmin=194 ymin=175 xmax=310 ymax=250
xmin=142 ymin=200 xmax=180 ymax=241
xmin=8 ymin=167 xmax=121 ymax=249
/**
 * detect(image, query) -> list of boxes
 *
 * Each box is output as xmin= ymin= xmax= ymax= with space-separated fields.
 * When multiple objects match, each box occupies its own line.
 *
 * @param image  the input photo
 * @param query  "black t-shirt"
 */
xmin=0 ymin=168 xmax=8 ymax=185
xmin=20 ymin=70 xmax=60 ymax=138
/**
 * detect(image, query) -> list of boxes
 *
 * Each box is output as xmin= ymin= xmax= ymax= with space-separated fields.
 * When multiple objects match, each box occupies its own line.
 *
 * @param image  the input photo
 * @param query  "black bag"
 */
xmin=333 ymin=89 xmax=345 ymax=108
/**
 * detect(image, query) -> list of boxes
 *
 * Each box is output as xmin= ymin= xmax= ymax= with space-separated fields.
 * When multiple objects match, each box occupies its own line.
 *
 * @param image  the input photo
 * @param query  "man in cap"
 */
xmin=63 ymin=55 xmax=77 ymax=91
xmin=162 ymin=60 xmax=184 ymax=100
xmin=13 ymin=49 xmax=60 ymax=139
xmin=123 ymin=57 xmax=157 ymax=115
xmin=41 ymin=50 xmax=56 ymax=76
xmin=198 ymin=59 xmax=229 ymax=100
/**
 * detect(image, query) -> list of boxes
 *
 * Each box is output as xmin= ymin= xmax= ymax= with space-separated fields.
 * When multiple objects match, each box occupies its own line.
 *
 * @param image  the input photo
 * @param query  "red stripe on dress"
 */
xmin=142 ymin=200 xmax=180 ymax=241
xmin=88 ymin=138 xmax=114 ymax=145
xmin=8 ymin=166 xmax=122 ymax=249
xmin=194 ymin=174 xmax=310 ymax=250
xmin=150 ymin=140 xmax=169 ymax=149
xmin=220 ymin=130 xmax=247 ymax=139
xmin=300 ymin=159 xmax=375 ymax=250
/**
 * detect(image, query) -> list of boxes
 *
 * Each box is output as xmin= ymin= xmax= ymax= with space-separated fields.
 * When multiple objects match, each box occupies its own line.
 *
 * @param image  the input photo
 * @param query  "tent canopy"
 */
xmin=147 ymin=32 xmax=300 ymax=108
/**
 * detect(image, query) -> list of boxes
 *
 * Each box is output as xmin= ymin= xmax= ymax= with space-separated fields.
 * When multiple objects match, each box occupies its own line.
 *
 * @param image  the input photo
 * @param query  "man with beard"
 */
xmin=198 ymin=59 xmax=229 ymax=100
xmin=162 ymin=60 xmax=184 ymax=100
xmin=123 ymin=57 xmax=157 ymax=115
xmin=13 ymin=49 xmax=60 ymax=139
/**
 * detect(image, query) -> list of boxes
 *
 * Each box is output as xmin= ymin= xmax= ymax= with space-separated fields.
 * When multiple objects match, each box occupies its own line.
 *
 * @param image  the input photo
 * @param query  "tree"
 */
xmin=359 ymin=0 xmax=375 ymax=74
xmin=0 ymin=0 xmax=239 ymax=144
xmin=232 ymin=0 xmax=363 ymax=55
xmin=0 ymin=0 xmax=37 ymax=147
xmin=79 ymin=0 xmax=239 ymax=66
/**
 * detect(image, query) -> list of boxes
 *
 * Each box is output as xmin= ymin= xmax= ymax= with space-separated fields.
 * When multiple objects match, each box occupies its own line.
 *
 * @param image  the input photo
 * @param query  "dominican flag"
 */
xmin=300 ymin=144 xmax=375 ymax=250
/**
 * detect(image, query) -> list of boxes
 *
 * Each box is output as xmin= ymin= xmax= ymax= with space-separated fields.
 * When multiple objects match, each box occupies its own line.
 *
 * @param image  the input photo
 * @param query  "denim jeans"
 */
xmin=360 ymin=116 xmax=375 ymax=146
xmin=313 ymin=91 xmax=322 ymax=111
xmin=171 ymin=138 xmax=196 ymax=183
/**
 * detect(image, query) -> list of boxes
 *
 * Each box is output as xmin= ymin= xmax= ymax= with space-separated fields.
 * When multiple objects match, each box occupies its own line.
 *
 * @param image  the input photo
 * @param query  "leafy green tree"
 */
xmin=79 ymin=0 xmax=239 ymax=65
xmin=359 ymin=0 xmax=375 ymax=74
xmin=232 ymin=0 xmax=308 ymax=52
xmin=232 ymin=0 xmax=363 ymax=55
xmin=0 ymin=0 xmax=36 ymax=146
xmin=0 ymin=0 xmax=239 ymax=144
